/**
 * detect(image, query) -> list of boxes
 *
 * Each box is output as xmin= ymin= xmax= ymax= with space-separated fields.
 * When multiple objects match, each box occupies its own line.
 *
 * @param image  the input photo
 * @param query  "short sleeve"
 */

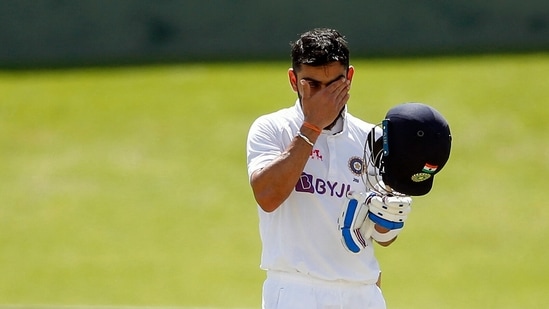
xmin=246 ymin=115 xmax=285 ymax=179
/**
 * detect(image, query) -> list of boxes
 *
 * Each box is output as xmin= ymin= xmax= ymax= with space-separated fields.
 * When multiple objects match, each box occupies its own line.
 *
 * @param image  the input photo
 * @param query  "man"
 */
xmin=246 ymin=28 xmax=411 ymax=309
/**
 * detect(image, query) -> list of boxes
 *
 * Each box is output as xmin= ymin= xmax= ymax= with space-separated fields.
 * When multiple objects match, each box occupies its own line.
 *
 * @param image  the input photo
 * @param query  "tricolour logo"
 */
xmin=422 ymin=163 xmax=438 ymax=174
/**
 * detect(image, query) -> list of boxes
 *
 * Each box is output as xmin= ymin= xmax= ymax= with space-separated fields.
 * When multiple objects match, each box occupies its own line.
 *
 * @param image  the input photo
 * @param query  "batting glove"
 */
xmin=367 ymin=194 xmax=412 ymax=230
xmin=338 ymin=191 xmax=377 ymax=253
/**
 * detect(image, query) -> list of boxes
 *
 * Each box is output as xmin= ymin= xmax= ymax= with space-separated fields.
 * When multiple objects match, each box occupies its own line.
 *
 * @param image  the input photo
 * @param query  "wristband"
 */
xmin=302 ymin=121 xmax=322 ymax=134
xmin=371 ymin=227 xmax=402 ymax=243
xmin=297 ymin=131 xmax=314 ymax=147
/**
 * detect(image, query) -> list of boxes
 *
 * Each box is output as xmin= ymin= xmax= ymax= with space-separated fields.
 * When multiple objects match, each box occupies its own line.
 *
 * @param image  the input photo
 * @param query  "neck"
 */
xmin=325 ymin=116 xmax=340 ymax=130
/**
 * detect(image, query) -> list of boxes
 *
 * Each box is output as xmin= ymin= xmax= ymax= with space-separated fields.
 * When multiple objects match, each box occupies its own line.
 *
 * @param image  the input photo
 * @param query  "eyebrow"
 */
xmin=303 ymin=74 xmax=346 ymax=86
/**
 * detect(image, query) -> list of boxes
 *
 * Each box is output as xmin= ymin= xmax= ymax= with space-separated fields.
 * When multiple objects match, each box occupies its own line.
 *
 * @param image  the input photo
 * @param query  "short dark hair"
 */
xmin=291 ymin=28 xmax=350 ymax=72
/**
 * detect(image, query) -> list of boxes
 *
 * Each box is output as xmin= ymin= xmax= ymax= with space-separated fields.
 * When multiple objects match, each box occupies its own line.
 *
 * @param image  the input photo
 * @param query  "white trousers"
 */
xmin=262 ymin=271 xmax=386 ymax=309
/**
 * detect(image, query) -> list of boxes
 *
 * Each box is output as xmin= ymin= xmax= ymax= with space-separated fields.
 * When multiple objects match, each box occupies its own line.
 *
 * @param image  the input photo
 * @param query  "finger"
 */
xmin=370 ymin=196 xmax=411 ymax=216
xmin=327 ymin=77 xmax=347 ymax=93
xmin=336 ymin=85 xmax=350 ymax=101
xmin=335 ymin=85 xmax=350 ymax=107
xmin=340 ymin=92 xmax=350 ymax=108
xmin=331 ymin=79 xmax=350 ymax=100
xmin=383 ymin=196 xmax=413 ymax=207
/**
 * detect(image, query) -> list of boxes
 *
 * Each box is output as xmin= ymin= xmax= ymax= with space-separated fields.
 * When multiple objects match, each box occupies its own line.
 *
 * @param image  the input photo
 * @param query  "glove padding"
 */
xmin=367 ymin=194 xmax=412 ymax=230
xmin=339 ymin=191 xmax=412 ymax=253
xmin=338 ymin=191 xmax=377 ymax=253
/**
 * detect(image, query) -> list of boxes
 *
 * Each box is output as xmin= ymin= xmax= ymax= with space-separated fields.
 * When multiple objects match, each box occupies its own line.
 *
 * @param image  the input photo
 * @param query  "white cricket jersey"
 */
xmin=246 ymin=100 xmax=382 ymax=284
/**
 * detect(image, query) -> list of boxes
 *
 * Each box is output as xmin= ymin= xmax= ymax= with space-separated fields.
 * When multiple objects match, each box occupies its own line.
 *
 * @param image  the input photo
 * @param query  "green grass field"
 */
xmin=1 ymin=53 xmax=548 ymax=308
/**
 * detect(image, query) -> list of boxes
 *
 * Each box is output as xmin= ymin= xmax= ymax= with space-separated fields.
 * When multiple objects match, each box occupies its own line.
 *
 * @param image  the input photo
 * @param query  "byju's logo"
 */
xmin=295 ymin=172 xmax=351 ymax=197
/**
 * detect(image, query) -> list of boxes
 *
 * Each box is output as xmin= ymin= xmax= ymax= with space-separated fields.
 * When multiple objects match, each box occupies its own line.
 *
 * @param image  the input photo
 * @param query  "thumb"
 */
xmin=300 ymin=79 xmax=310 ymax=99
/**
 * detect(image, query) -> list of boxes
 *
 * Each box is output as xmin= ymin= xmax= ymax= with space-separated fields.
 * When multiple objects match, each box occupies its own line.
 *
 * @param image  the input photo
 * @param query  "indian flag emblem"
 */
xmin=422 ymin=163 xmax=438 ymax=174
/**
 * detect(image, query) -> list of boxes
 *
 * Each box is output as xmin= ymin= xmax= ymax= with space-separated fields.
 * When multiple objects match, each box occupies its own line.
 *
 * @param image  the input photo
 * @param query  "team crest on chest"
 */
xmin=348 ymin=156 xmax=365 ymax=176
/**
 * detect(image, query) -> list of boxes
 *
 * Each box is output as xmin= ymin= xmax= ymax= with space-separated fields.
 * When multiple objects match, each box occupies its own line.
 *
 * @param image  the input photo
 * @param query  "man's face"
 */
xmin=289 ymin=62 xmax=353 ymax=101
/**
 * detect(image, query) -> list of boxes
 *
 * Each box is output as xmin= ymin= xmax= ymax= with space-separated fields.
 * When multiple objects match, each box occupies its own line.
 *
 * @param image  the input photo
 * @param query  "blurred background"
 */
xmin=1 ymin=1 xmax=548 ymax=309
xmin=1 ymin=0 xmax=548 ymax=68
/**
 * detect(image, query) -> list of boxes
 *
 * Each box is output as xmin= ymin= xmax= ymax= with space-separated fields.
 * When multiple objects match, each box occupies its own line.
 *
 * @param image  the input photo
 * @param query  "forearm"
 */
xmin=251 ymin=127 xmax=319 ymax=212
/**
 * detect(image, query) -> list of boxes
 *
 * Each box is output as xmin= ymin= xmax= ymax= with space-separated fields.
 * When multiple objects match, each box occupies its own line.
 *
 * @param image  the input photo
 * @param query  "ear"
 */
xmin=347 ymin=65 xmax=355 ymax=83
xmin=288 ymin=68 xmax=298 ymax=92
